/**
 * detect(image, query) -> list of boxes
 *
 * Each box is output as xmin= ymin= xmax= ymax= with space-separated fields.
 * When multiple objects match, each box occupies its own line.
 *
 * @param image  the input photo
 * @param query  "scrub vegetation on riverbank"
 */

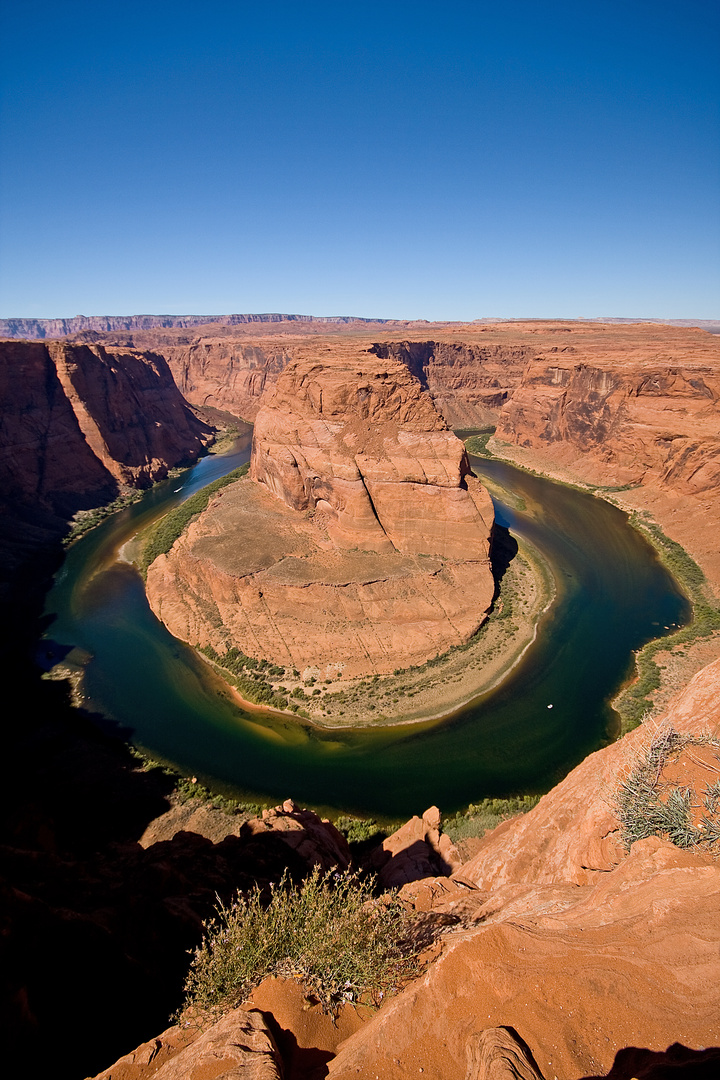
xmin=139 ymin=464 xmax=249 ymax=574
xmin=65 ymin=488 xmax=146 ymax=544
xmin=197 ymin=643 xmax=308 ymax=715
xmin=192 ymin=534 xmax=552 ymax=729
xmin=613 ymin=513 xmax=720 ymax=731
xmin=130 ymin=747 xmax=541 ymax=856
xmin=479 ymin=435 xmax=720 ymax=736
xmin=444 ymin=795 xmax=541 ymax=845
xmin=133 ymin=447 xmax=554 ymax=728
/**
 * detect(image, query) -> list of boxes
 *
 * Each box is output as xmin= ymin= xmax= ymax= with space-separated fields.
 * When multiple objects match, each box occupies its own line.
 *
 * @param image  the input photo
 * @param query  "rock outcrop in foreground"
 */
xmin=92 ymin=657 xmax=720 ymax=1080
xmin=146 ymin=356 xmax=495 ymax=678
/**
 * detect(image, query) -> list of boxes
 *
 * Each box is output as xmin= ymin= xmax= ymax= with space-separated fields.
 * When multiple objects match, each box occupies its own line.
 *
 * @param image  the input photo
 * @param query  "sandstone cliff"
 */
xmin=0 ymin=312 xmax=396 ymax=339
xmin=324 ymin=656 xmax=720 ymax=1080
xmin=146 ymin=356 xmax=495 ymax=678
xmin=76 ymin=320 xmax=719 ymax=545
xmin=250 ymin=356 xmax=495 ymax=560
xmin=0 ymin=338 xmax=212 ymax=610
xmin=121 ymin=319 xmax=720 ymax=592
xmin=163 ymin=338 xmax=293 ymax=420
xmin=0 ymin=339 xmax=212 ymax=509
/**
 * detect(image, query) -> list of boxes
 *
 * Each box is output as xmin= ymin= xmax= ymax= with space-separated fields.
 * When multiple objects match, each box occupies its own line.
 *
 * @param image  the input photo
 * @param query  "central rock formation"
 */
xmin=146 ymin=356 xmax=495 ymax=679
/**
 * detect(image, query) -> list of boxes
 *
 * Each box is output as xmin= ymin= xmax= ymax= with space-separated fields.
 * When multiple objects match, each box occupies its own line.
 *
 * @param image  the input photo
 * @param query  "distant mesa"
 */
xmin=145 ymin=355 xmax=496 ymax=680
xmin=0 ymin=312 xmax=395 ymax=339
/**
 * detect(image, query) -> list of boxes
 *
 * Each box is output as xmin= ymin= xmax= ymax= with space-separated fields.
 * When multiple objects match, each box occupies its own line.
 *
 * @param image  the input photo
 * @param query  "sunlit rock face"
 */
xmin=250 ymin=356 xmax=494 ymax=560
xmin=146 ymin=356 xmax=495 ymax=678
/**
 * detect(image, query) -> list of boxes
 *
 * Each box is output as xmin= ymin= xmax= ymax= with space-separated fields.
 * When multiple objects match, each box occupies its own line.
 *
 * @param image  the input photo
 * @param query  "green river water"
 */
xmin=42 ymin=435 xmax=690 ymax=819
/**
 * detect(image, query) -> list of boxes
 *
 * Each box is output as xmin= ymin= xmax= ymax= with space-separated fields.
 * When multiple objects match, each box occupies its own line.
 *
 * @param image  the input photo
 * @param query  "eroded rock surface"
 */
xmin=369 ymin=805 xmax=463 ymax=888
xmin=146 ymin=355 xmax=495 ymax=677
xmin=89 ymin=1008 xmax=283 ymax=1080
xmin=327 ymin=835 xmax=720 ymax=1080
xmin=322 ymin=658 xmax=720 ymax=1080
xmin=78 ymin=317 xmax=720 ymax=590
xmin=459 ymin=656 xmax=720 ymax=890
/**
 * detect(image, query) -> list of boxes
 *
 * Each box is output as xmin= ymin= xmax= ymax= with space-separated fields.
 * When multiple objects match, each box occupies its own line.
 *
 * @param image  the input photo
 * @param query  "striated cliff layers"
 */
xmin=165 ymin=338 xmax=293 ymax=421
xmin=59 ymin=319 xmax=719 ymax=513
xmin=0 ymin=339 xmax=212 ymax=604
xmin=146 ymin=356 xmax=495 ymax=678
xmin=0 ymin=339 xmax=212 ymax=511
xmin=84 ymin=319 xmax=719 ymax=511
xmin=371 ymin=328 xmax=720 ymax=498
xmin=370 ymin=339 xmax=536 ymax=428
xmin=0 ymin=312 xmax=395 ymax=339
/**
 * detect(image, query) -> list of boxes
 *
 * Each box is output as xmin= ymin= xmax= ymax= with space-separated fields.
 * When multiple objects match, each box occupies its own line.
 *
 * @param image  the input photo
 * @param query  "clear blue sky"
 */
xmin=1 ymin=0 xmax=718 ymax=320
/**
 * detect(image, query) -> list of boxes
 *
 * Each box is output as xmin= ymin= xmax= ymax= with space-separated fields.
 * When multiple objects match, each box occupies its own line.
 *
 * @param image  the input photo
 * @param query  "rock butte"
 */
xmin=145 ymin=356 xmax=495 ymax=678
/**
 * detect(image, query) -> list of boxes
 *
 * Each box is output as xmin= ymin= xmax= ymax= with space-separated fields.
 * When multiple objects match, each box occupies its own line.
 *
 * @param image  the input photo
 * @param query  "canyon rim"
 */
xmin=1 ymin=315 xmax=720 ymax=1080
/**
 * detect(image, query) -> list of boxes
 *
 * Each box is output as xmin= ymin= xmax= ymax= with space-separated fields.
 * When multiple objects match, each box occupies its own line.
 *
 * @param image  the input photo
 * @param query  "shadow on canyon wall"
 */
xmin=0 ymin=661 xmax=319 ymax=1078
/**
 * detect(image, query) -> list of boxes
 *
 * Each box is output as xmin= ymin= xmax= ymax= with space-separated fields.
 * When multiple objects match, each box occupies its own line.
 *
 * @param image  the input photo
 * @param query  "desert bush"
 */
xmin=335 ymin=815 xmax=387 ymax=845
xmin=464 ymin=429 xmax=496 ymax=457
xmin=615 ymin=518 xmax=720 ymax=732
xmin=65 ymin=489 xmax=145 ymax=544
xmin=614 ymin=724 xmax=720 ymax=851
xmin=445 ymin=795 xmax=540 ymax=843
xmin=179 ymin=868 xmax=420 ymax=1019
xmin=130 ymin=748 xmax=261 ymax=816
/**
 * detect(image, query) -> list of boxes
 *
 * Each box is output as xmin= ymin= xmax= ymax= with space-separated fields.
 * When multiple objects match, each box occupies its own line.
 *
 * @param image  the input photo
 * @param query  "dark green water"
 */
xmin=42 ymin=439 xmax=690 ymax=819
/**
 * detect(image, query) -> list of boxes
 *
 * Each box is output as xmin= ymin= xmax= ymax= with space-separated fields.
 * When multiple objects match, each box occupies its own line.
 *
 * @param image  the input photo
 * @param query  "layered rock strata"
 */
xmin=0 ymin=312 xmax=396 ymax=338
xmin=0 ymin=339 xmax=213 ymax=610
xmin=0 ymin=339 xmax=212 ymax=512
xmin=76 ymin=320 xmax=720 ymax=540
xmin=146 ymin=356 xmax=495 ymax=678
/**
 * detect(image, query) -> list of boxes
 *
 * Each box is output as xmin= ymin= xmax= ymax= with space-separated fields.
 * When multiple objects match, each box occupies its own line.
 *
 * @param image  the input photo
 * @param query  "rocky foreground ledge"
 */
xmin=146 ymin=354 xmax=495 ymax=681
xmin=91 ymin=657 xmax=720 ymax=1080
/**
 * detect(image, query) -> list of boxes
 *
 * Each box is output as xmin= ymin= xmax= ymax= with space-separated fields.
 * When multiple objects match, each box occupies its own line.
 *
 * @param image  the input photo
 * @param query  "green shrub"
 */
xmin=130 ymin=748 xmax=261 ymax=816
xmin=65 ymin=489 xmax=144 ymax=544
xmin=445 ymin=795 xmax=540 ymax=843
xmin=179 ymin=868 xmax=420 ymax=1019
xmin=335 ymin=815 xmax=387 ymax=845
xmin=464 ymin=429 xmax=496 ymax=457
xmin=615 ymin=517 xmax=720 ymax=732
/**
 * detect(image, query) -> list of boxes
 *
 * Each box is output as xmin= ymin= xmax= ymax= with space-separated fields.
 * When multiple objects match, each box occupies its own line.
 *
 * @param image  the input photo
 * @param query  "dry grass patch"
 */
xmin=614 ymin=723 xmax=720 ymax=852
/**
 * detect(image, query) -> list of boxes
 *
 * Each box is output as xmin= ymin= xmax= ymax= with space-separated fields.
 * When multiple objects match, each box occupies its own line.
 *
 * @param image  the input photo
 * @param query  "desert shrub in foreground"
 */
xmin=614 ymin=724 xmax=720 ymax=851
xmin=180 ymin=867 xmax=420 ymax=1020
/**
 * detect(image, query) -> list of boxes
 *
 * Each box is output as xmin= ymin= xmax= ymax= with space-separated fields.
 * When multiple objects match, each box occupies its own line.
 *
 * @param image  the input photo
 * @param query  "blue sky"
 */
xmin=1 ymin=0 xmax=718 ymax=320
